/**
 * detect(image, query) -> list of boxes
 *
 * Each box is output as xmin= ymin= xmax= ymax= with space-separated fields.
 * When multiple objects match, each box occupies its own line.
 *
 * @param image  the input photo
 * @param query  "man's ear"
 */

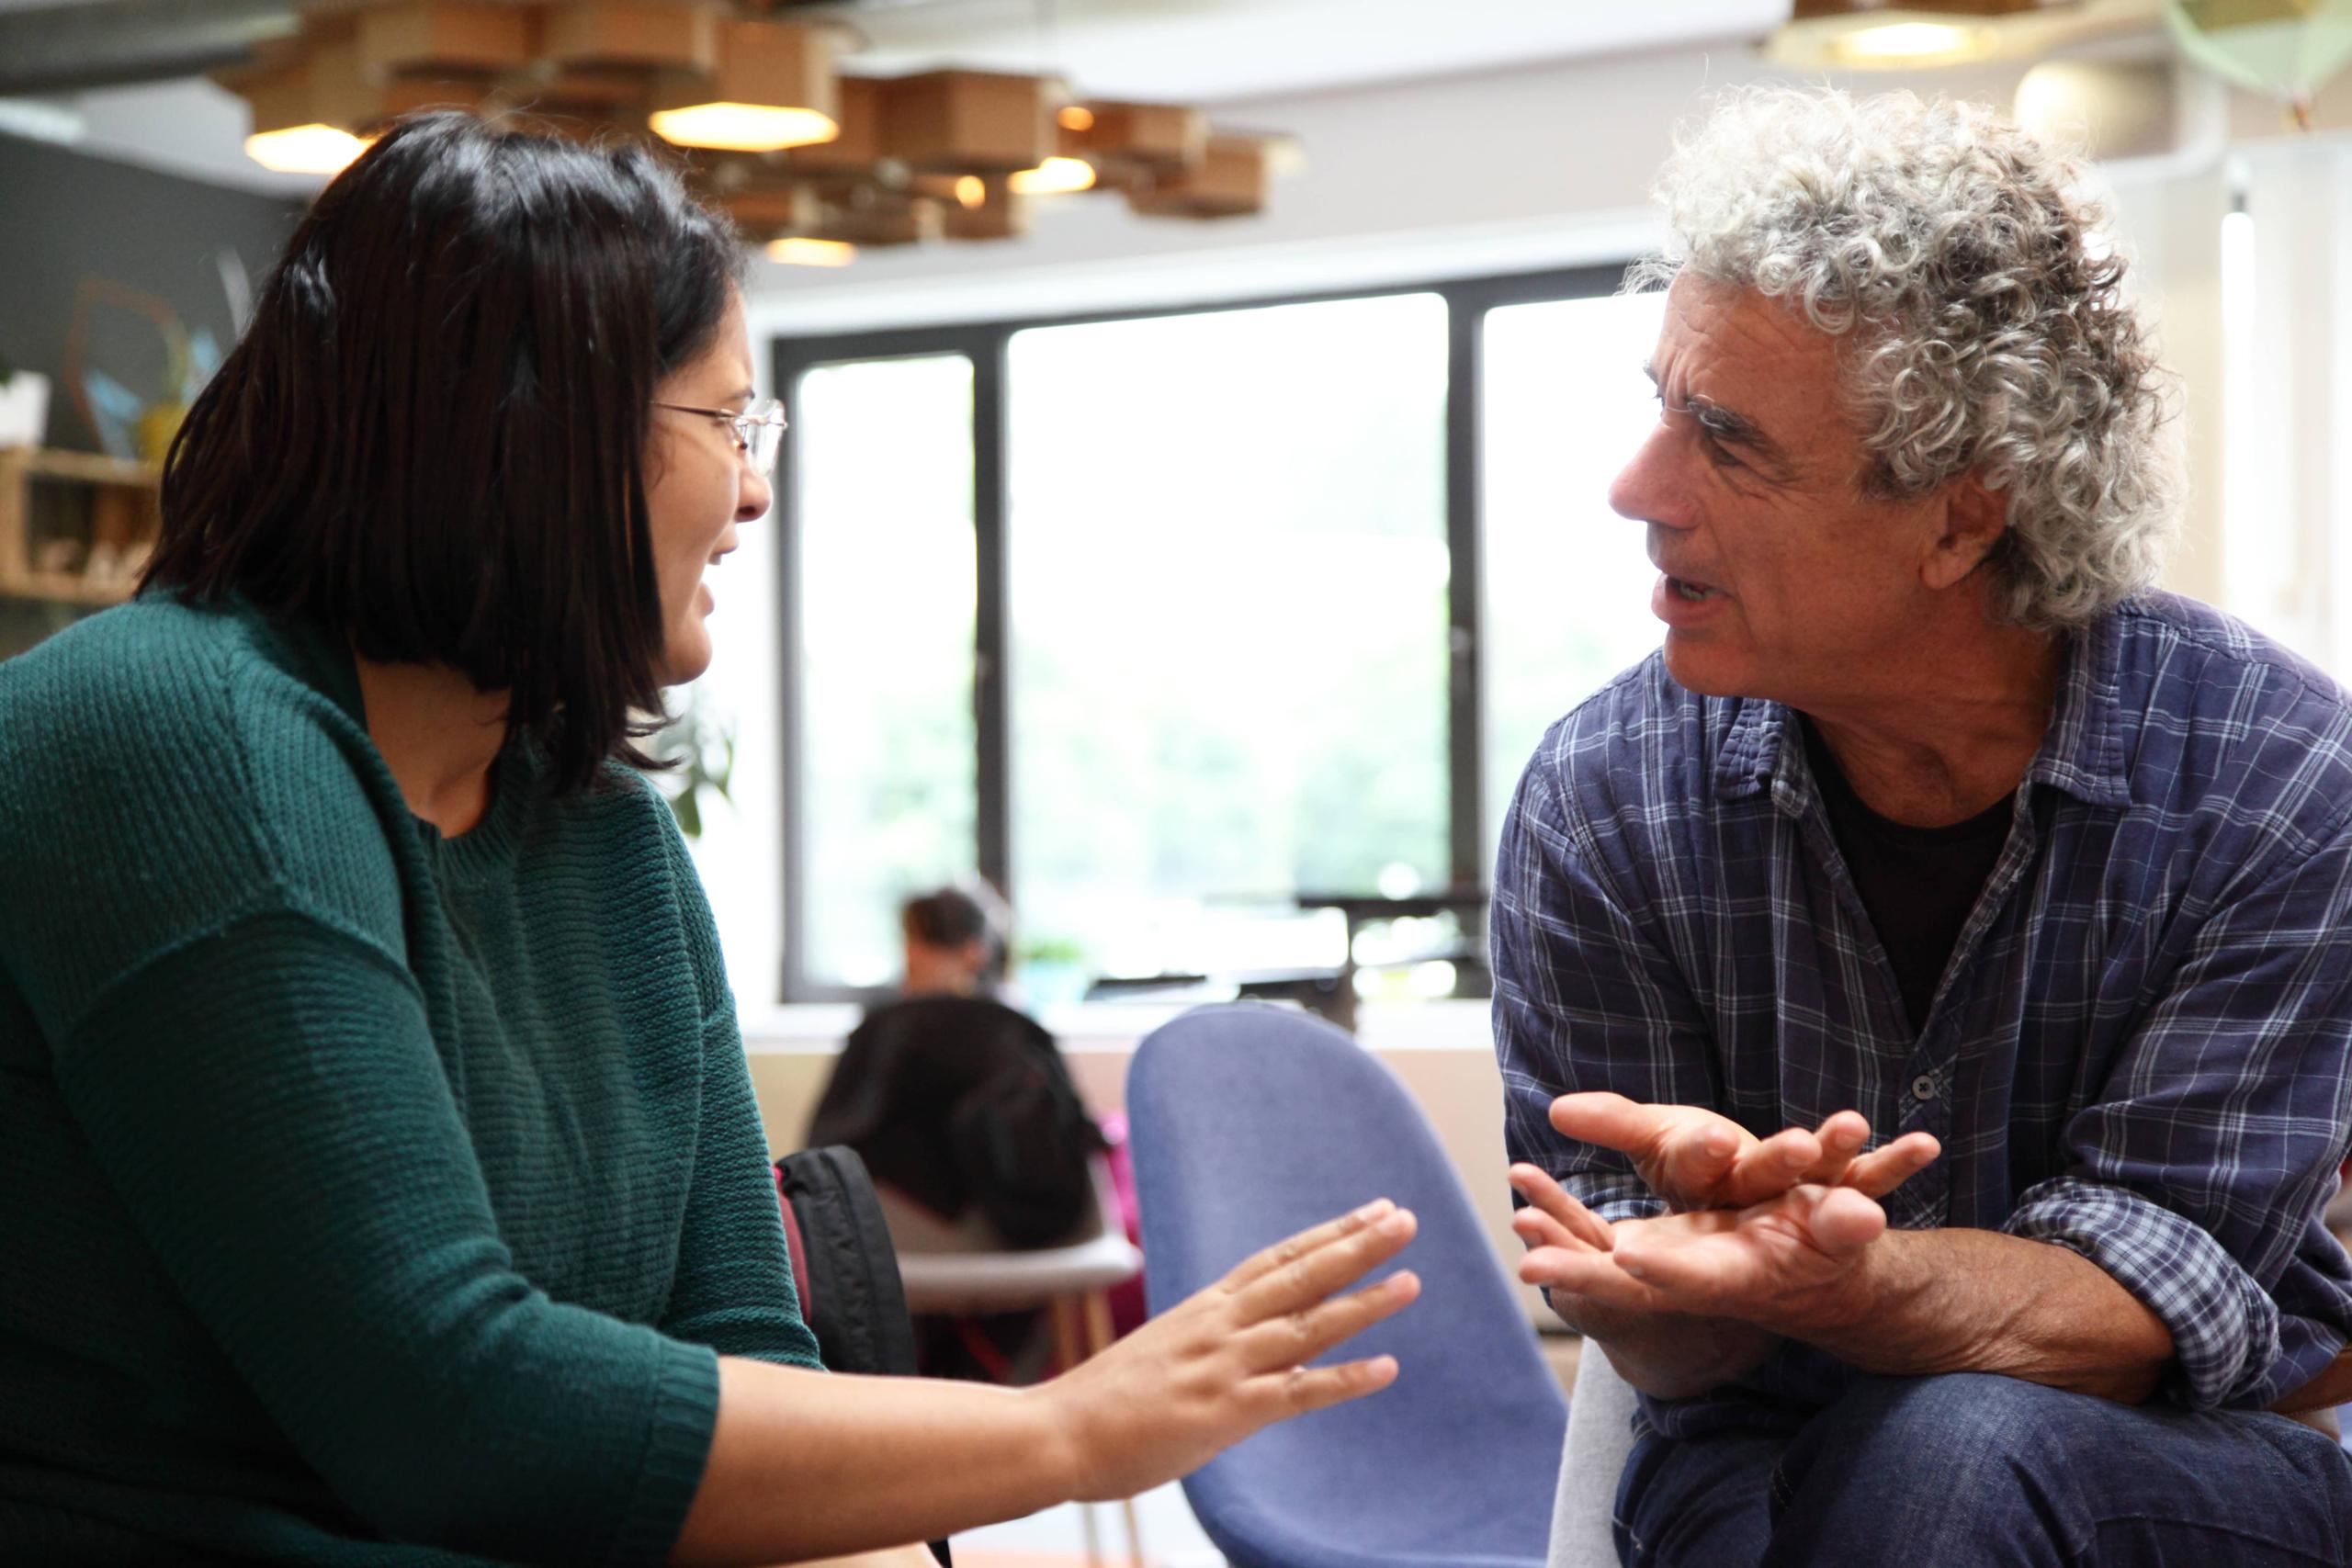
xmin=1921 ymin=474 xmax=2008 ymax=592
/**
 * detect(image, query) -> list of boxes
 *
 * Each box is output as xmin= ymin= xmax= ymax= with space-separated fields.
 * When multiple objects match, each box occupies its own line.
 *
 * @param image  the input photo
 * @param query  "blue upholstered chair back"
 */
xmin=1127 ymin=1003 xmax=1567 ymax=1568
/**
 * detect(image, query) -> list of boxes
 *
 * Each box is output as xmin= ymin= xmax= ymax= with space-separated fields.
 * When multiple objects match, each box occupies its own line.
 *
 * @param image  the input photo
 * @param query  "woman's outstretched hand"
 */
xmin=675 ymin=1199 xmax=1419 ymax=1567
xmin=1037 ymin=1197 xmax=1420 ymax=1502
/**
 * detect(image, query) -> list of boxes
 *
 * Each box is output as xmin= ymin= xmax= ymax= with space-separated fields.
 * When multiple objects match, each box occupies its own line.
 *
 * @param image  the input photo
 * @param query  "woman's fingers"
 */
xmin=1235 ymin=1269 xmax=1421 ymax=1374
xmin=1227 ymin=1204 xmax=1418 ymax=1322
xmin=1260 ymin=1354 xmax=1401 ymax=1419
xmin=1507 ymin=1163 xmax=1613 ymax=1250
xmin=1219 ymin=1198 xmax=1400 ymax=1294
xmin=1841 ymin=1133 xmax=1941 ymax=1198
xmin=1042 ymin=1205 xmax=1422 ymax=1504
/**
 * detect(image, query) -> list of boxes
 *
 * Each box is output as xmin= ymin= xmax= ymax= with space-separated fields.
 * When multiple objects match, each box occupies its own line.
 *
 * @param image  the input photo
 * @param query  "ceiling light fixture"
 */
xmin=232 ymin=54 xmax=378 ymax=174
xmin=220 ymin=4 xmax=1297 ymax=261
xmin=1762 ymin=0 xmax=2139 ymax=72
xmin=648 ymin=20 xmax=839 ymax=152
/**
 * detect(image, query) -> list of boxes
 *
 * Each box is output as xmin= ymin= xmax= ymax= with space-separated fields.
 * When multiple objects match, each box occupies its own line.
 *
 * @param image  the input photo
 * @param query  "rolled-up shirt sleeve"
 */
xmin=2006 ymin=1178 xmax=2283 ymax=1408
xmin=2007 ymin=814 xmax=2352 ymax=1410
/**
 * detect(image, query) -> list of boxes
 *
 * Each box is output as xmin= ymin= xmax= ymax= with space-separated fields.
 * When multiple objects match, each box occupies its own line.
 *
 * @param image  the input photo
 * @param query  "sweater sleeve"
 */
xmin=657 ymin=828 xmax=826 ymax=1368
xmin=49 ymin=908 xmax=723 ymax=1568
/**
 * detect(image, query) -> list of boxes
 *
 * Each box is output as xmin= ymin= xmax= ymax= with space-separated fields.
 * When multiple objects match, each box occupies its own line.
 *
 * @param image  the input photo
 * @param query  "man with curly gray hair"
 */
xmin=1492 ymin=88 xmax=2352 ymax=1563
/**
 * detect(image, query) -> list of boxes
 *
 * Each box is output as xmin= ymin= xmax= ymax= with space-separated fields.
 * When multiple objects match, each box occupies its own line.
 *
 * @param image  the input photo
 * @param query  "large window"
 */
xmin=1481 ymin=289 xmax=1672 ymax=867
xmin=790 ymin=354 xmax=978 ymax=989
xmin=1006 ymin=295 xmax=1449 ymax=981
xmin=774 ymin=266 xmax=1656 ymax=999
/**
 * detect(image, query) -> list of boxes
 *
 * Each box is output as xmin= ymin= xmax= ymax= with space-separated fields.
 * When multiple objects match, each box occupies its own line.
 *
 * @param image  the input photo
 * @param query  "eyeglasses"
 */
xmin=653 ymin=396 xmax=787 ymax=478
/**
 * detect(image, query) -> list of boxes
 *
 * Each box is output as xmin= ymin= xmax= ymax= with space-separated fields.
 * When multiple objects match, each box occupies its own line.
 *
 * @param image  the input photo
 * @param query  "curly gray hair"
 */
xmin=1632 ymin=87 xmax=2178 ymax=630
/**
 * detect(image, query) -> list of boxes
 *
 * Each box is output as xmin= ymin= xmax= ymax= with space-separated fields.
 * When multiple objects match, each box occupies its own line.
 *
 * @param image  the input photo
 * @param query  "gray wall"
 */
xmin=0 ymin=133 xmax=299 ymax=656
xmin=0 ymin=131 xmax=298 ymax=454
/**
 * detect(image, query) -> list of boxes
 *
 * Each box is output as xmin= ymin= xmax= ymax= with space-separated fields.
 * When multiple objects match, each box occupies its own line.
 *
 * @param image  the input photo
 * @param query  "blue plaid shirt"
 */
xmin=1493 ymin=592 xmax=2352 ymax=1420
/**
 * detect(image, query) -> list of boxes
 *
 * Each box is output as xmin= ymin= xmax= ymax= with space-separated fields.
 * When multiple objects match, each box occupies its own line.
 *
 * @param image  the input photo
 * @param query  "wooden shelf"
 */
xmin=15 ymin=448 xmax=155 ymax=486
xmin=0 ymin=446 xmax=159 ymax=607
xmin=4 ymin=570 xmax=138 ymax=607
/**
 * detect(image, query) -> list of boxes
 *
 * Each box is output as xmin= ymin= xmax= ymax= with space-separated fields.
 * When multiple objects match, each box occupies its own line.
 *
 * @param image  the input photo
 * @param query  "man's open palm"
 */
xmin=1510 ymin=1164 xmax=1883 ymax=1327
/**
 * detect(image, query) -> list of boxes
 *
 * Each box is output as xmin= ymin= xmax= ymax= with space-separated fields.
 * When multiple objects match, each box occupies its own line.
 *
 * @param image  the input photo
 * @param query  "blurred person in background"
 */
xmin=898 ymin=883 xmax=1010 ymax=1000
xmin=810 ymin=884 xmax=1120 ymax=1382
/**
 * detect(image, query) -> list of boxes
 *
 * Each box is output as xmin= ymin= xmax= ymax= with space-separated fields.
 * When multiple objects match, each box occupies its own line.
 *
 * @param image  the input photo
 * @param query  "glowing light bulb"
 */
xmin=1008 ymin=156 xmax=1096 ymax=196
xmin=1057 ymin=105 xmax=1095 ymax=132
xmin=649 ymin=103 xmax=838 ymax=153
xmin=954 ymin=175 xmax=987 ymax=209
xmin=765 ymin=237 xmax=856 ymax=267
xmin=1830 ymin=20 xmax=1986 ymax=65
xmin=244 ymin=124 xmax=368 ymax=175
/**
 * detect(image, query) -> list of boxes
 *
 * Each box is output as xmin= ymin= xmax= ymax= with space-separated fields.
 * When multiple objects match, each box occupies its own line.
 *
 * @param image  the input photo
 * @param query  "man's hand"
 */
xmin=1508 ymin=1099 xmax=1942 ymax=1400
xmin=1510 ymin=1162 xmax=1883 ymax=1332
xmin=1511 ymin=1162 xmax=2180 ymax=1405
xmin=1506 ymin=1162 xmax=1770 ymax=1397
xmin=1548 ymin=1091 xmax=1940 ymax=1213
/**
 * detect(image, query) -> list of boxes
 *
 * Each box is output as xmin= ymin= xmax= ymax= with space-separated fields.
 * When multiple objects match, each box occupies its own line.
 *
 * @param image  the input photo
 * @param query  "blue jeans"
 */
xmin=1615 ymin=1372 xmax=2352 ymax=1566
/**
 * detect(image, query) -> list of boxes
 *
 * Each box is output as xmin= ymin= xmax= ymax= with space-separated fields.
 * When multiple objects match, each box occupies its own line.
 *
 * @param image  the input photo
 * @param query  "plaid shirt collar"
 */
xmin=1709 ymin=605 xmax=2137 ymax=815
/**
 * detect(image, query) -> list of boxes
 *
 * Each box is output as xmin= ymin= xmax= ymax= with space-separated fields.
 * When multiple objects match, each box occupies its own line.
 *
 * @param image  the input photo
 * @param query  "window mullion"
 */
xmin=973 ymin=328 xmax=1012 ymax=907
xmin=1446 ymin=291 xmax=1487 ymax=896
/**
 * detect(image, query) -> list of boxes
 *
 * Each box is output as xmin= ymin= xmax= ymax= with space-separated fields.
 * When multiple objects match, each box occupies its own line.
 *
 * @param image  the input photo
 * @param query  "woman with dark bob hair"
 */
xmin=0 ymin=112 xmax=1418 ymax=1565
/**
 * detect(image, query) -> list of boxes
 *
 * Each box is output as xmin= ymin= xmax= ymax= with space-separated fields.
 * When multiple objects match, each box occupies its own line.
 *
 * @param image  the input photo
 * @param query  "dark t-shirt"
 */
xmin=1802 ymin=717 xmax=2013 ymax=1033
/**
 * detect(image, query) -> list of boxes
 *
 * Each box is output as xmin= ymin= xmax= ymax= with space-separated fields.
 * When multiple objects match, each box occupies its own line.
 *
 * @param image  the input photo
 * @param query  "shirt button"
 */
xmin=1911 ymin=1075 xmax=1938 ymax=1102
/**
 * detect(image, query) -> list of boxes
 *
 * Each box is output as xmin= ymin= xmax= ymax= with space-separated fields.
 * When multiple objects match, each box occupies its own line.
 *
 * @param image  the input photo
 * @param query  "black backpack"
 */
xmin=773 ymin=1145 xmax=948 ymax=1567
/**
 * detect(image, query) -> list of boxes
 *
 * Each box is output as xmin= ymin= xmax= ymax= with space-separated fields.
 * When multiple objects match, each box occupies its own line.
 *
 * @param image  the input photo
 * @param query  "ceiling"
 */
xmin=1 ymin=0 xmax=1787 ymax=194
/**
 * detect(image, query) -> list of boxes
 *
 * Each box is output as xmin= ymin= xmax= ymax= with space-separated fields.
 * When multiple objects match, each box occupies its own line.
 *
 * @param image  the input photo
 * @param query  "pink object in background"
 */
xmin=1098 ymin=1112 xmax=1147 ymax=1337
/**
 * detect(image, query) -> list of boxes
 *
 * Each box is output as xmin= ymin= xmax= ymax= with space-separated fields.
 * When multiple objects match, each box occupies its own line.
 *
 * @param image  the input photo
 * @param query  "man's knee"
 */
xmin=1771 ymin=1374 xmax=2079 ymax=1525
xmin=1770 ymin=1371 xmax=2352 ymax=1567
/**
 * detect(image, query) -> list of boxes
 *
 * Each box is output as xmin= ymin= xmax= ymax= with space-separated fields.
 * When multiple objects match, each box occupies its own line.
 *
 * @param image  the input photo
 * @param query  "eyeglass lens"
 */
xmin=740 ymin=401 xmax=784 ymax=478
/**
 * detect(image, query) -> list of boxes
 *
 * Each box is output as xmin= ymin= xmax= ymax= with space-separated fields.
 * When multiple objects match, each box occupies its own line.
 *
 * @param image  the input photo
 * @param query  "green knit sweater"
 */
xmin=0 ymin=593 xmax=821 ymax=1565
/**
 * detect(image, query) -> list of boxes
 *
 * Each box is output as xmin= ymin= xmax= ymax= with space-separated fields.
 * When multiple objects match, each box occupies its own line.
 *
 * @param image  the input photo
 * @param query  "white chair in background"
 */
xmin=1550 ymin=1341 xmax=1640 ymax=1568
xmin=874 ymin=1152 xmax=1145 ymax=1568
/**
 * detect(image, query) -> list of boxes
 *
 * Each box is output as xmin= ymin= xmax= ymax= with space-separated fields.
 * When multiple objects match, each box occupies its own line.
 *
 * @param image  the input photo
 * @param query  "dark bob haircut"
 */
xmin=144 ymin=110 xmax=744 ymax=792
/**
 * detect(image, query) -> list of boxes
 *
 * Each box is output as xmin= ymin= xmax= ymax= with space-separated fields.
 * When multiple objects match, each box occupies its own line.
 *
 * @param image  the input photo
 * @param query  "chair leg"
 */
xmin=1078 ymin=1291 xmax=1147 ymax=1568
xmin=1116 ymin=1493 xmax=1145 ymax=1567
xmin=1050 ymin=1294 xmax=1082 ymax=1377
xmin=1080 ymin=1497 xmax=1104 ymax=1568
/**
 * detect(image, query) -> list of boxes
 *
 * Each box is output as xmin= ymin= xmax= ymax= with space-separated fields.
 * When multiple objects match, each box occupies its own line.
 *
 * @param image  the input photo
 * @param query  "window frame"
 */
xmin=770 ymin=263 xmax=1629 ymax=1003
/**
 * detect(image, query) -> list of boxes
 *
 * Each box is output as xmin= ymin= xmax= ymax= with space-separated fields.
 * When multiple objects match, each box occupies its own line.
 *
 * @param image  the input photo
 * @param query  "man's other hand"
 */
xmin=1547 ymin=1092 xmax=1939 ymax=1213
xmin=1510 ymin=1162 xmax=1883 ymax=1332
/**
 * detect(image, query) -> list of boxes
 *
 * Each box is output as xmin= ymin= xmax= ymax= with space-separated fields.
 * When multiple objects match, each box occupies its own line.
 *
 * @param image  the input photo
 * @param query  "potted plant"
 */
xmin=0 ymin=345 xmax=49 ymax=451
xmin=645 ymin=692 xmax=736 ymax=840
